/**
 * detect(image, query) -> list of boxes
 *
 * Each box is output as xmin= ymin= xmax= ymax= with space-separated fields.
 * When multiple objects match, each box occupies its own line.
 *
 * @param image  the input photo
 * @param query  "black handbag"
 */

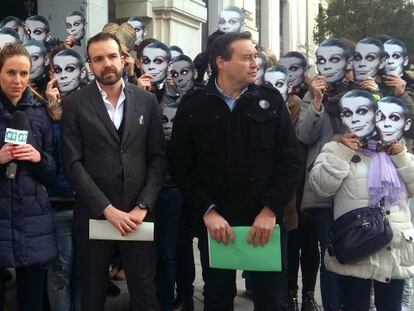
xmin=327 ymin=206 xmax=393 ymax=264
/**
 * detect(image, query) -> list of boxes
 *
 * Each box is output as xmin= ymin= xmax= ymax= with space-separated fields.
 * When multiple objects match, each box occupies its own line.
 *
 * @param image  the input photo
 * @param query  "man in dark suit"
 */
xmin=62 ymin=32 xmax=166 ymax=311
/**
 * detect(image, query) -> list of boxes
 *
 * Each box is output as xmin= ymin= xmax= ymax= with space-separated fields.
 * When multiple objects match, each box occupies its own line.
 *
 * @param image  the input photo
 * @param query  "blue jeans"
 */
xmin=309 ymin=208 xmax=343 ymax=311
xmin=47 ymin=209 xmax=80 ymax=311
xmin=340 ymin=275 xmax=404 ymax=311
xmin=155 ymin=188 xmax=183 ymax=311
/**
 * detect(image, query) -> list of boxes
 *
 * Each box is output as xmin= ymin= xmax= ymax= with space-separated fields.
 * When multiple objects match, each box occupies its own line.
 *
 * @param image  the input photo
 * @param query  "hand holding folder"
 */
xmin=208 ymin=225 xmax=281 ymax=271
xmin=89 ymin=219 xmax=154 ymax=241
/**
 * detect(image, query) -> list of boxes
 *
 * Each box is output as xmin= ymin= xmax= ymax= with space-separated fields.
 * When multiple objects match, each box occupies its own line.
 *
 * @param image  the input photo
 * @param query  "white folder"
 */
xmin=89 ymin=219 xmax=154 ymax=241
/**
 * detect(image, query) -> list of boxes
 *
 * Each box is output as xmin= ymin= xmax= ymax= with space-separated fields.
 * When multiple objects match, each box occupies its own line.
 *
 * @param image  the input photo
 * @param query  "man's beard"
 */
xmin=95 ymin=67 xmax=123 ymax=85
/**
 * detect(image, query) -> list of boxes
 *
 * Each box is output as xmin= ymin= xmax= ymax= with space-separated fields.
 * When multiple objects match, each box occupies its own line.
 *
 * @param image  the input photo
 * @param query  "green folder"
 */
xmin=208 ymin=225 xmax=281 ymax=271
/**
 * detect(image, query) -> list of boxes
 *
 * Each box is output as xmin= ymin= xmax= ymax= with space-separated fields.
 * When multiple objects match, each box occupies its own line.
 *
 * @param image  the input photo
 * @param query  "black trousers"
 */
xmin=198 ymin=226 xmax=288 ymax=311
xmin=0 ymin=267 xmax=47 ymax=311
xmin=75 ymin=227 xmax=159 ymax=311
xmin=287 ymin=213 xmax=320 ymax=295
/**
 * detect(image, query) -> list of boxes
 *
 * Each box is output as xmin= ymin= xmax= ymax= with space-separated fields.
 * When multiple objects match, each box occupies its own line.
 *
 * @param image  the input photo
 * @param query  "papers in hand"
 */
xmin=89 ymin=219 xmax=154 ymax=241
xmin=208 ymin=225 xmax=281 ymax=271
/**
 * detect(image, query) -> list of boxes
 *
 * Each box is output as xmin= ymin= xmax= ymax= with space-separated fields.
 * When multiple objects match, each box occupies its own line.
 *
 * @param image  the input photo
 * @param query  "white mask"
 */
xmin=340 ymin=96 xmax=376 ymax=138
xmin=169 ymin=60 xmax=195 ymax=95
xmin=353 ymin=42 xmax=383 ymax=82
xmin=255 ymin=57 xmax=265 ymax=85
xmin=316 ymin=46 xmax=347 ymax=84
xmin=24 ymin=19 xmax=49 ymax=43
xmin=384 ymin=43 xmax=408 ymax=77
xmin=0 ymin=34 xmax=18 ymax=50
xmin=218 ymin=10 xmax=243 ymax=33
xmin=278 ymin=56 xmax=306 ymax=88
xmin=25 ymin=45 xmax=46 ymax=81
xmin=142 ymin=47 xmax=169 ymax=83
xmin=264 ymin=71 xmax=289 ymax=102
xmin=65 ymin=15 xmax=85 ymax=41
xmin=127 ymin=20 xmax=145 ymax=46
xmin=376 ymin=101 xmax=411 ymax=142
xmin=162 ymin=106 xmax=177 ymax=140
xmin=53 ymin=54 xmax=83 ymax=95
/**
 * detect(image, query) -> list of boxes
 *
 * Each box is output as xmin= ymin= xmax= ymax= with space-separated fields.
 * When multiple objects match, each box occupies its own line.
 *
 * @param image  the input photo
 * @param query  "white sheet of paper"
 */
xmin=89 ymin=219 xmax=154 ymax=241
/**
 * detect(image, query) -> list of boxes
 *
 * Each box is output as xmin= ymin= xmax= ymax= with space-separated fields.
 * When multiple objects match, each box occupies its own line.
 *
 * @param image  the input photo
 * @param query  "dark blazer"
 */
xmin=61 ymin=81 xmax=166 ymax=228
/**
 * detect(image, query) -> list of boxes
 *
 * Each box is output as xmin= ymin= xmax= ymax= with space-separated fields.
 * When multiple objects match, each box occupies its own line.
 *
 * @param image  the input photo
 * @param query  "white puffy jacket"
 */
xmin=309 ymin=141 xmax=414 ymax=283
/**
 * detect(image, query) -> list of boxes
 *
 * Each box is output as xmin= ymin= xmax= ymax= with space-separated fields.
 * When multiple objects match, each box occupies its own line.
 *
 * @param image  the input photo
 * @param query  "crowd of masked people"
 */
xmin=0 ymin=5 xmax=414 ymax=311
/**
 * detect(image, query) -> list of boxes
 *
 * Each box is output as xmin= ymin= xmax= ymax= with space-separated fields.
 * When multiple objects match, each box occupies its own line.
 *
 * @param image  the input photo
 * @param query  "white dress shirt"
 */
xmin=96 ymin=80 xmax=126 ymax=130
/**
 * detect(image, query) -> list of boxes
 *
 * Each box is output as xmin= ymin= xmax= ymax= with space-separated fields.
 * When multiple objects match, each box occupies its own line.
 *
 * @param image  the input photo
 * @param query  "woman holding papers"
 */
xmin=309 ymin=90 xmax=414 ymax=311
xmin=0 ymin=43 xmax=56 ymax=310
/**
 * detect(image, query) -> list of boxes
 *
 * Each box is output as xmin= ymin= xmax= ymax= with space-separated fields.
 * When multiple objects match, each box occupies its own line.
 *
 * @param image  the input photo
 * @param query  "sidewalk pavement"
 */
xmin=106 ymin=238 xmax=323 ymax=310
xmin=5 ymin=238 xmax=323 ymax=310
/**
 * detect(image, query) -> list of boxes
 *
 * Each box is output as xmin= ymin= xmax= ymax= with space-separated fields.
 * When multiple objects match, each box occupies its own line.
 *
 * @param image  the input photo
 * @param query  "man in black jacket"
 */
xmin=169 ymin=32 xmax=301 ymax=311
xmin=62 ymin=32 xmax=166 ymax=311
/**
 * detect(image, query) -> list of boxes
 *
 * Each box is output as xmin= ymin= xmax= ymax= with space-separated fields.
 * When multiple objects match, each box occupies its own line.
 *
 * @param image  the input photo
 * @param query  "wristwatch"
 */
xmin=138 ymin=203 xmax=148 ymax=209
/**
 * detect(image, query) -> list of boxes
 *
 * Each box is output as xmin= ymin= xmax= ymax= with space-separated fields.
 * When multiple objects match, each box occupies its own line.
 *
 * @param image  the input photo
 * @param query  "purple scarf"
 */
xmin=360 ymin=140 xmax=406 ymax=209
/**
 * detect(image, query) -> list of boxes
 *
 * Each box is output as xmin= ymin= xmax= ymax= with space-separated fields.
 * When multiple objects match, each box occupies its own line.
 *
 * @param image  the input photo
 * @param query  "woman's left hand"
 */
xmin=12 ymin=144 xmax=41 ymax=163
xmin=386 ymin=140 xmax=404 ymax=155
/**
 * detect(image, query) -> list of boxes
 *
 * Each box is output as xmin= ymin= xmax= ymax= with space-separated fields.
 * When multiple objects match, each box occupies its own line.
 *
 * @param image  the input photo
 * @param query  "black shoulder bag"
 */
xmin=327 ymin=205 xmax=393 ymax=264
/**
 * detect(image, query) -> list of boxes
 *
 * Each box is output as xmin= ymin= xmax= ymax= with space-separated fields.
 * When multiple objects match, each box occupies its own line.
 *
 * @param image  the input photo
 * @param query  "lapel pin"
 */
xmin=139 ymin=115 xmax=144 ymax=125
xmin=258 ymin=99 xmax=270 ymax=109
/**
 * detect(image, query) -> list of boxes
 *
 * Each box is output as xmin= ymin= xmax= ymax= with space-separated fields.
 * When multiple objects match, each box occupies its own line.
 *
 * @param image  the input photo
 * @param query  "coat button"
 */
xmin=386 ymin=246 xmax=392 ymax=251
xmin=351 ymin=155 xmax=361 ymax=163
xmin=386 ymin=210 xmax=390 ymax=215
xmin=385 ymin=277 xmax=390 ymax=283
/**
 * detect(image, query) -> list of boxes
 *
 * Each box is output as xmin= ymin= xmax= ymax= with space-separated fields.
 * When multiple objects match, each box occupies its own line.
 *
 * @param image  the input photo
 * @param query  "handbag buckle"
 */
xmin=362 ymin=219 xmax=371 ymax=230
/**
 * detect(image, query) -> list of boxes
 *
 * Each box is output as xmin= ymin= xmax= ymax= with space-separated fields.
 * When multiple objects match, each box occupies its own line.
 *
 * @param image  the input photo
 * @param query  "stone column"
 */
xmin=260 ymin=0 xmax=280 ymax=57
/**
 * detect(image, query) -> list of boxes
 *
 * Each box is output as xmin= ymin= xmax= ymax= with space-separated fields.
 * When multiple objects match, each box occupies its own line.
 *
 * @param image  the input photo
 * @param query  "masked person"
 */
xmin=65 ymin=10 xmax=86 ymax=46
xmin=255 ymin=53 xmax=268 ymax=86
xmin=296 ymin=38 xmax=355 ymax=311
xmin=376 ymin=96 xmax=414 ymax=311
xmin=0 ymin=16 xmax=28 ymax=43
xmin=379 ymin=39 xmax=414 ymax=117
xmin=169 ymin=54 xmax=198 ymax=96
xmin=51 ymin=49 xmax=86 ymax=96
xmin=218 ymin=6 xmax=245 ymax=34
xmin=376 ymin=96 xmax=412 ymax=143
xmin=0 ymin=27 xmax=20 ymax=50
xmin=165 ymin=54 xmax=199 ymax=310
xmin=264 ymin=65 xmax=290 ymax=103
xmin=353 ymin=37 xmax=385 ymax=83
xmin=127 ymin=16 xmax=146 ymax=48
xmin=23 ymin=40 xmax=48 ymax=96
xmin=310 ymin=89 xmax=414 ymax=311
xmin=24 ymin=15 xmax=51 ymax=45
xmin=140 ymin=41 xmax=177 ymax=106
xmin=45 ymin=47 xmax=87 ymax=311
xmin=278 ymin=51 xmax=308 ymax=99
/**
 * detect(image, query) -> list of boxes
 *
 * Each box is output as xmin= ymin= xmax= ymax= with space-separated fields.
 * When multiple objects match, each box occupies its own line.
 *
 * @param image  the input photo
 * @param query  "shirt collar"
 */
xmin=96 ymin=79 xmax=126 ymax=103
xmin=214 ymin=79 xmax=248 ymax=101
